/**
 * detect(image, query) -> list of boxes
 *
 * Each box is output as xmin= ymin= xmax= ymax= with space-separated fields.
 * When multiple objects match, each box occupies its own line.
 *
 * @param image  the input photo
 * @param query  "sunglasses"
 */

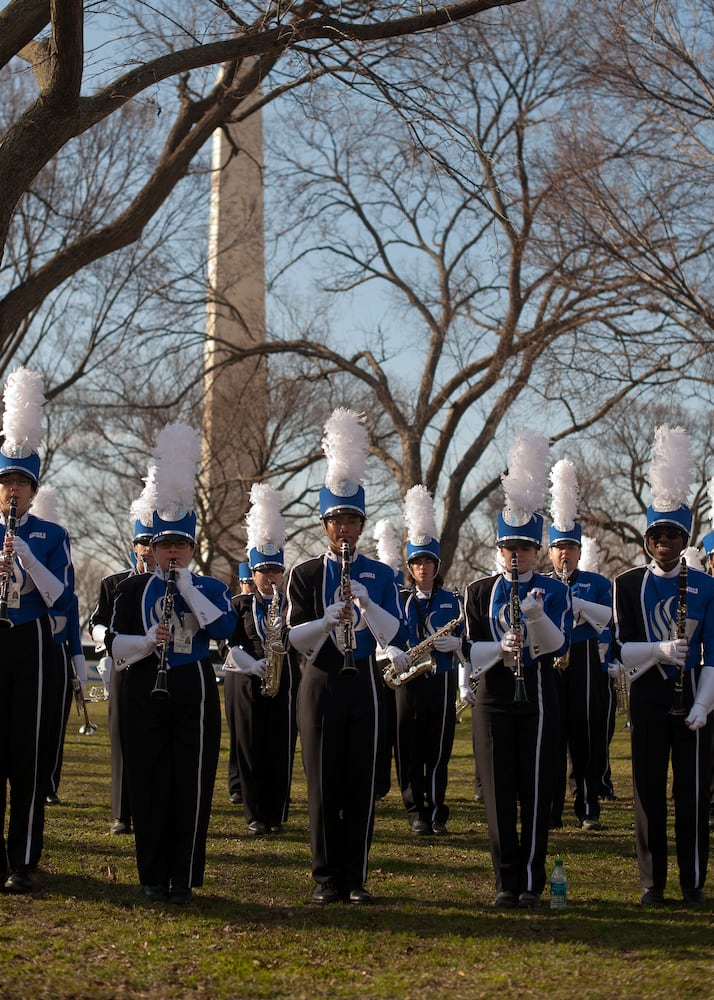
xmin=647 ymin=529 xmax=684 ymax=542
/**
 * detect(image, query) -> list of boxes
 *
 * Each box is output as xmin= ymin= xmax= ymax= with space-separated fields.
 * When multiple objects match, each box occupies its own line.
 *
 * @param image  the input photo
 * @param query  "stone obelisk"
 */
xmin=202 ymin=106 xmax=267 ymax=585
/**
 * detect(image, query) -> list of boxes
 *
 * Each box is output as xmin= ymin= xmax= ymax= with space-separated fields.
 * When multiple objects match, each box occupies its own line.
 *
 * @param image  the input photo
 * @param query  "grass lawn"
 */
xmin=1 ymin=695 xmax=712 ymax=999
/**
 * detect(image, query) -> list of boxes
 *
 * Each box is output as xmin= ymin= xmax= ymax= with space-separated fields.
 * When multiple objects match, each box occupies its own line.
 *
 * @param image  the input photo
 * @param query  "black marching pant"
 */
xmin=122 ymin=658 xmax=220 ymax=890
xmin=0 ymin=616 xmax=54 ymax=875
xmin=46 ymin=642 xmax=73 ymax=797
xmin=630 ymin=667 xmax=711 ymax=892
xmin=109 ymin=665 xmax=131 ymax=823
xmin=473 ymin=665 xmax=559 ymax=896
xmin=297 ymin=657 xmax=380 ymax=890
xmin=228 ymin=662 xmax=299 ymax=827
xmin=395 ymin=670 xmax=456 ymax=826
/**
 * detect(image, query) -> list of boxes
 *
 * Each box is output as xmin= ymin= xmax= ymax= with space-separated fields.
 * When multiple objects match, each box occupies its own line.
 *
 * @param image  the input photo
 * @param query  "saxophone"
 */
xmin=383 ymin=603 xmax=464 ymax=690
xmin=261 ymin=582 xmax=287 ymax=697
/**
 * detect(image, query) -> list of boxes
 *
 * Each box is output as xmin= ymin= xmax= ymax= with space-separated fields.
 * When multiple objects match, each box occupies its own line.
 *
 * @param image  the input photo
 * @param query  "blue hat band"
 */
xmin=237 ymin=562 xmax=252 ymax=581
xmin=249 ymin=546 xmax=285 ymax=571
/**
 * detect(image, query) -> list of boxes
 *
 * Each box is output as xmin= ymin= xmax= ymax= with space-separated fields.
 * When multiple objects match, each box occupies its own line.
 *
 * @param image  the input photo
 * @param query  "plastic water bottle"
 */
xmin=549 ymin=858 xmax=567 ymax=910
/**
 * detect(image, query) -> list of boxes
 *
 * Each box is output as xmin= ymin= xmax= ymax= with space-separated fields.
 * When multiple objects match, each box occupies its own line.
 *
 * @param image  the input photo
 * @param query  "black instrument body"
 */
xmin=0 ymin=497 xmax=18 ymax=628
xmin=510 ymin=553 xmax=528 ymax=703
xmin=669 ymin=557 xmax=688 ymax=718
xmin=339 ymin=540 xmax=358 ymax=675
xmin=151 ymin=559 xmax=176 ymax=698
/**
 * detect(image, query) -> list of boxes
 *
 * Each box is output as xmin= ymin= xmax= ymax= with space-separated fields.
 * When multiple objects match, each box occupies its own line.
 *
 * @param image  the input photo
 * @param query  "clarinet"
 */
xmin=669 ymin=556 xmax=688 ymax=718
xmin=0 ymin=497 xmax=17 ymax=629
xmin=509 ymin=553 xmax=528 ymax=703
xmin=339 ymin=540 xmax=358 ymax=675
xmin=151 ymin=558 xmax=176 ymax=698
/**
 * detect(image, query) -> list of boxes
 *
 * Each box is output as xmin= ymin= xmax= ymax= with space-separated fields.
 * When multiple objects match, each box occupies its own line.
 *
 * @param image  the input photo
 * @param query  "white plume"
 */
xmin=152 ymin=423 xmax=202 ymax=518
xmin=2 ymin=368 xmax=45 ymax=455
xmin=373 ymin=518 xmax=402 ymax=571
xmin=501 ymin=429 xmax=550 ymax=525
xmin=549 ymin=459 xmax=579 ymax=531
xmin=647 ymin=425 xmax=693 ymax=511
xmin=31 ymin=485 xmax=60 ymax=523
xmin=579 ymin=536 xmax=599 ymax=574
xmin=322 ymin=408 xmax=368 ymax=492
xmin=403 ymin=484 xmax=439 ymax=543
xmin=708 ymin=476 xmax=714 ymax=528
xmin=246 ymin=482 xmax=285 ymax=551
xmin=130 ymin=465 xmax=159 ymax=528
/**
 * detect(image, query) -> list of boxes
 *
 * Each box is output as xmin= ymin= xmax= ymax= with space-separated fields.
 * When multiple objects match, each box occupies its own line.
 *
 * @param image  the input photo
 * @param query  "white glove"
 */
xmin=72 ymin=654 xmax=87 ymax=684
xmin=686 ymin=665 xmax=714 ymax=731
xmin=224 ymin=646 xmax=266 ymax=677
xmin=385 ymin=645 xmax=410 ymax=672
xmin=520 ymin=592 xmax=545 ymax=621
xmin=323 ymin=602 xmax=346 ymax=630
xmin=459 ymin=683 xmax=477 ymax=706
xmin=598 ymin=642 xmax=610 ymax=664
xmin=12 ymin=536 xmax=37 ymax=569
xmin=501 ymin=630 xmax=522 ymax=654
xmin=655 ymin=639 xmax=688 ymax=667
xmin=112 ymin=625 xmax=160 ymax=671
xmin=469 ymin=642 xmax=501 ymax=678
xmin=433 ymin=634 xmax=461 ymax=653
xmin=349 ymin=581 xmax=371 ymax=609
xmin=91 ymin=623 xmax=108 ymax=647
xmin=571 ymin=596 xmax=611 ymax=634
xmin=9 ymin=536 xmax=64 ymax=606
xmin=173 ymin=569 xmax=223 ymax=626
xmin=607 ymin=661 xmax=624 ymax=681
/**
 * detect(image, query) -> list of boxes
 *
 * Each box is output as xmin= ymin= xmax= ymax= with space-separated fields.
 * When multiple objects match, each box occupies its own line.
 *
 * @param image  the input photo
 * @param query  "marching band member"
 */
xmin=0 ymin=369 xmax=73 ymax=893
xmin=701 ymin=520 xmax=714 ymax=830
xmin=460 ymin=430 xmax=572 ymax=909
xmin=547 ymin=461 xmax=612 ymax=831
xmin=224 ymin=561 xmax=254 ymax=806
xmin=394 ymin=486 xmax=462 ymax=836
xmin=106 ymin=424 xmax=237 ymax=904
xmin=223 ymin=484 xmax=300 ymax=836
xmin=286 ymin=409 xmax=406 ymax=905
xmin=88 ymin=507 xmax=156 ymax=835
xmin=611 ymin=427 xmax=714 ymax=907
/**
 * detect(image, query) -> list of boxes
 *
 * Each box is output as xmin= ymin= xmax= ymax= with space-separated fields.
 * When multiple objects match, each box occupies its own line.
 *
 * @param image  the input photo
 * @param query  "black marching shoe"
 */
xmin=640 ymin=888 xmax=665 ymax=908
xmin=312 ymin=879 xmax=340 ymax=905
xmin=518 ymin=891 xmax=542 ymax=909
xmin=681 ymin=887 xmax=706 ymax=907
xmin=494 ymin=890 xmax=518 ymax=909
xmin=581 ymin=819 xmax=602 ymax=831
xmin=5 ymin=869 xmax=33 ymax=893
xmin=348 ymin=885 xmax=373 ymax=905
xmin=45 ymin=792 xmax=61 ymax=806
xmin=143 ymin=884 xmax=170 ymax=902
xmin=431 ymin=821 xmax=449 ymax=836
xmin=247 ymin=820 xmax=268 ymax=836
xmin=110 ymin=819 xmax=132 ymax=835
xmin=411 ymin=819 xmax=431 ymax=836
xmin=229 ymin=791 xmax=243 ymax=805
xmin=268 ymin=823 xmax=284 ymax=835
xmin=170 ymin=885 xmax=193 ymax=905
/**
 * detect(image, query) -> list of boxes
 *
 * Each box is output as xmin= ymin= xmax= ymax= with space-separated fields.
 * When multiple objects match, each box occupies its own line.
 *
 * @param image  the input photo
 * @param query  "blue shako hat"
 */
xmin=701 ymin=531 xmax=714 ymax=557
xmin=238 ymin=561 xmax=252 ymax=581
xmin=497 ymin=429 xmax=550 ymax=550
xmin=152 ymin=509 xmax=197 ymax=544
xmin=645 ymin=504 xmax=692 ymax=539
xmin=548 ymin=459 xmax=581 ymax=546
xmin=0 ymin=368 xmax=46 ymax=488
xmin=497 ymin=511 xmax=544 ymax=547
xmin=549 ymin=522 xmax=582 ymax=546
xmin=319 ymin=408 xmax=368 ymax=520
xmin=644 ymin=426 xmax=694 ymax=543
xmin=403 ymin=485 xmax=441 ymax=567
xmin=133 ymin=518 xmax=153 ymax=543
xmin=245 ymin=482 xmax=286 ymax=571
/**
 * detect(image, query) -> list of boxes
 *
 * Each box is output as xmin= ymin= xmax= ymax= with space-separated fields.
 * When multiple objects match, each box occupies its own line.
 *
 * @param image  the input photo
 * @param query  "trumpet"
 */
xmin=151 ymin=558 xmax=176 ymax=698
xmin=0 ymin=496 xmax=18 ymax=628
xmin=339 ymin=540 xmax=358 ymax=675
xmin=71 ymin=660 xmax=97 ymax=735
xmin=669 ymin=557 xmax=688 ymax=719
